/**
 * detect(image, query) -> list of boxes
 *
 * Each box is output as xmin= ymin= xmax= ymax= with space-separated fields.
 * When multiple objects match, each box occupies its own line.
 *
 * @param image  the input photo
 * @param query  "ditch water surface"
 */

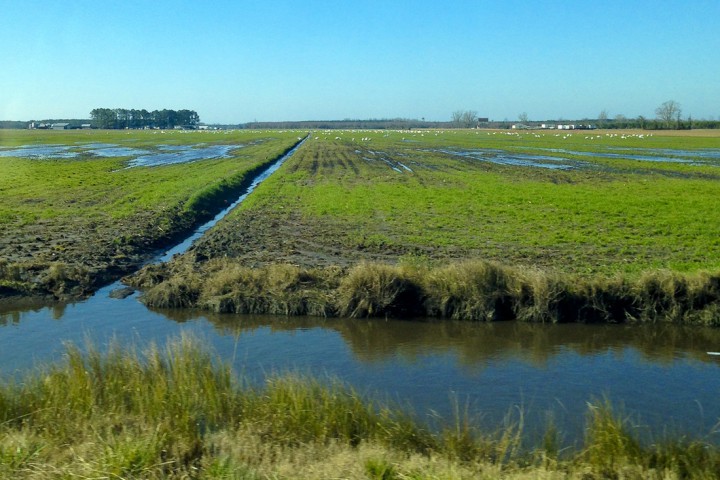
xmin=2 ymin=137 xmax=720 ymax=445
xmin=3 ymin=299 xmax=720 ymax=445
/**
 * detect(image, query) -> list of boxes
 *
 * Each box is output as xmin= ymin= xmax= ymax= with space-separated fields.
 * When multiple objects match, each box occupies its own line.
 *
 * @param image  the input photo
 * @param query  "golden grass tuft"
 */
xmin=197 ymin=259 xmax=341 ymax=316
xmin=132 ymin=257 xmax=720 ymax=324
xmin=337 ymin=262 xmax=424 ymax=318
xmin=423 ymin=260 xmax=516 ymax=321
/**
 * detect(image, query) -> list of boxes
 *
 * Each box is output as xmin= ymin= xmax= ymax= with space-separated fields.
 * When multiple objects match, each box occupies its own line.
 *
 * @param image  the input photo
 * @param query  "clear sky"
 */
xmin=2 ymin=0 xmax=718 ymax=123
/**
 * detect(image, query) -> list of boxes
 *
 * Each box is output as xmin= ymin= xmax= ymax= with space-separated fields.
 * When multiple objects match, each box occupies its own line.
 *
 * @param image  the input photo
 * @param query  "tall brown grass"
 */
xmin=131 ymin=258 xmax=720 ymax=325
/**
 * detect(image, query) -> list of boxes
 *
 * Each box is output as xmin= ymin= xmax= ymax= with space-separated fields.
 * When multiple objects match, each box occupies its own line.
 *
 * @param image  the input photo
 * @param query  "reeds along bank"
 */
xmin=133 ymin=260 xmax=720 ymax=325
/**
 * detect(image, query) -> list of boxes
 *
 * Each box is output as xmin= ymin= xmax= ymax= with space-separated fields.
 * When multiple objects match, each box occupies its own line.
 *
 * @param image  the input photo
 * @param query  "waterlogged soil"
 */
xmin=6 ymin=130 xmax=720 ymax=306
xmin=179 ymin=143 xmax=575 ymax=270
xmin=0 ymin=142 xmax=245 ymax=167
xmin=185 ymin=140 xmax=480 ymax=269
xmin=434 ymin=147 xmax=583 ymax=170
xmin=0 ymin=131 xmax=304 ymax=302
xmin=0 ymin=206 xmax=195 ymax=301
xmin=188 ymin=209 xmax=425 ymax=269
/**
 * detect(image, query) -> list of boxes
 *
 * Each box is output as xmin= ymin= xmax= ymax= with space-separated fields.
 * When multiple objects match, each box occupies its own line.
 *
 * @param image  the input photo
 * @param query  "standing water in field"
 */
xmin=0 ymin=142 xmax=245 ymax=167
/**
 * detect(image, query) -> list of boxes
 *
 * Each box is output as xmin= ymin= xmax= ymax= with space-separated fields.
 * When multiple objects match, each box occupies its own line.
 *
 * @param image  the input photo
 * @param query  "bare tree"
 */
xmin=451 ymin=110 xmax=464 ymax=126
xmin=518 ymin=112 xmax=529 ymax=123
xmin=461 ymin=110 xmax=477 ymax=127
xmin=614 ymin=114 xmax=628 ymax=128
xmin=451 ymin=110 xmax=478 ymax=128
xmin=656 ymin=100 xmax=682 ymax=129
xmin=598 ymin=110 xmax=608 ymax=128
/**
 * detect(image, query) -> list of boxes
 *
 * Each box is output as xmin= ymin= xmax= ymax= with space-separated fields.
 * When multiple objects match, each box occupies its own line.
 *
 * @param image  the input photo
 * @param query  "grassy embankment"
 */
xmin=0 ymin=129 xmax=303 ymax=300
xmin=131 ymin=130 xmax=720 ymax=324
xmin=1 ymin=336 xmax=719 ymax=479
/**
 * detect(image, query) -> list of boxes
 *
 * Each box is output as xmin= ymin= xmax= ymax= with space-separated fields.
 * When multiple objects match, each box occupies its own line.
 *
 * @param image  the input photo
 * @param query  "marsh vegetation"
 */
xmin=130 ymin=129 xmax=720 ymax=324
xmin=2 ymin=336 xmax=719 ymax=479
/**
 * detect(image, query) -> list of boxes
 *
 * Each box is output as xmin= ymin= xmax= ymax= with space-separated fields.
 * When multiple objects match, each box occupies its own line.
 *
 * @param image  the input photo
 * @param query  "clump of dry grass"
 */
xmin=130 ymin=257 xmax=720 ymax=325
xmin=0 ymin=259 xmax=94 ymax=299
xmin=336 ymin=262 xmax=424 ymax=318
xmin=630 ymin=270 xmax=720 ymax=325
xmin=423 ymin=260 xmax=516 ymax=321
xmin=142 ymin=276 xmax=202 ymax=308
xmin=198 ymin=260 xmax=340 ymax=316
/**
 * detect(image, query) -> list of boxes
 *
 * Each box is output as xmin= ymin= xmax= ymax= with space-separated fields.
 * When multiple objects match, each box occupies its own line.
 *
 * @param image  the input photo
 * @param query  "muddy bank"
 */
xmin=0 ymin=138 xmax=306 ymax=302
xmin=0 ymin=205 xmax=202 ymax=301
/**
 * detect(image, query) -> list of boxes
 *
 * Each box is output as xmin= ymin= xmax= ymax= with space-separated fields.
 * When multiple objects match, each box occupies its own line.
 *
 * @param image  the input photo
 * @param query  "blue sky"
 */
xmin=2 ymin=0 xmax=718 ymax=123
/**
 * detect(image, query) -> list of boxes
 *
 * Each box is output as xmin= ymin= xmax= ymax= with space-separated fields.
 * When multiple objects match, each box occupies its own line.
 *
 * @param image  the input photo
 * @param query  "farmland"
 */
xmin=197 ymin=129 xmax=720 ymax=274
xmin=2 ymin=128 xmax=720 ymax=322
xmin=131 ymin=129 xmax=720 ymax=323
xmin=0 ymin=129 xmax=302 ymax=300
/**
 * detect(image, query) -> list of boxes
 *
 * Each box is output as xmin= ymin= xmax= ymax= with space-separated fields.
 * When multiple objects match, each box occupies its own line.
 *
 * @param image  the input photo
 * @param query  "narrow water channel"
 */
xmin=2 ymin=135 xmax=720 ymax=446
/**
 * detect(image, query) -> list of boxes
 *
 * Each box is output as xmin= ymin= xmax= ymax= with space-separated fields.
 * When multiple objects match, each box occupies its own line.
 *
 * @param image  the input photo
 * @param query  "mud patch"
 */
xmin=359 ymin=149 xmax=414 ymax=173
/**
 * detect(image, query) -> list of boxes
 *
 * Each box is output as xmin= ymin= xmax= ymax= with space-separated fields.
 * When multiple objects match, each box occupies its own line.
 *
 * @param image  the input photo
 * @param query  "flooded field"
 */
xmin=0 ymin=142 xmax=245 ymax=167
xmin=526 ymin=146 xmax=720 ymax=166
xmin=435 ymin=147 xmax=583 ymax=169
xmin=0 ymin=129 xmax=303 ymax=299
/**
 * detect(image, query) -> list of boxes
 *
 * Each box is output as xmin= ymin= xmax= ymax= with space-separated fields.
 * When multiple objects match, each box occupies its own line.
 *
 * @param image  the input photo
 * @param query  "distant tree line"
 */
xmin=89 ymin=108 xmax=200 ymax=129
xmin=1 ymin=119 xmax=90 ymax=129
xmin=0 ymin=120 xmax=30 ymax=129
xmin=241 ymin=118 xmax=453 ymax=130
xmin=591 ymin=101 xmax=714 ymax=130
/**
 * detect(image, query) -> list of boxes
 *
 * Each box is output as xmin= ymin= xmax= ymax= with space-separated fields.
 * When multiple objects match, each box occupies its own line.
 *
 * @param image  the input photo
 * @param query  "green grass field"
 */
xmin=0 ymin=129 xmax=302 ymax=298
xmin=237 ymin=129 xmax=720 ymax=276
xmin=3 ymin=128 xmax=720 ymax=321
xmin=0 ymin=129 xmax=302 ymax=224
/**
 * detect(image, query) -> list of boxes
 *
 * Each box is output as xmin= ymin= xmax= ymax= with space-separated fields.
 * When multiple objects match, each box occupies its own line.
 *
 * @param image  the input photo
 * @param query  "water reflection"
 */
xmin=0 ymin=299 xmax=67 ymax=325
xmin=2 ymin=298 xmax=720 ymax=444
xmin=155 ymin=309 xmax=720 ymax=368
xmin=145 ymin=309 xmax=720 ymax=443
xmin=0 ymin=142 xmax=243 ymax=167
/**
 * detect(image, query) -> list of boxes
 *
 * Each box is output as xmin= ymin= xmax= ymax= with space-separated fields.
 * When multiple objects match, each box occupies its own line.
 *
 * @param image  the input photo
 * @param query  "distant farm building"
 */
xmin=558 ymin=124 xmax=596 ymax=130
xmin=50 ymin=123 xmax=71 ymax=130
